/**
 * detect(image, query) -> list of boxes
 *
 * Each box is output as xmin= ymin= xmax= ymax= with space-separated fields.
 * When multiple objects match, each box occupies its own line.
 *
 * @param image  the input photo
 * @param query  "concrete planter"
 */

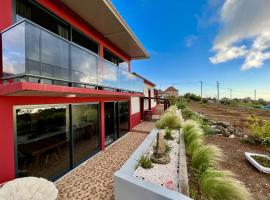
xmin=114 ymin=128 xmax=191 ymax=200
xmin=245 ymin=152 xmax=270 ymax=174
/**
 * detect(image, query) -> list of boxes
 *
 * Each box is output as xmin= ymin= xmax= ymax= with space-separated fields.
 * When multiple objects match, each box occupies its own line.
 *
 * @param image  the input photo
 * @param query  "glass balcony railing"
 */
xmin=1 ymin=19 xmax=144 ymax=93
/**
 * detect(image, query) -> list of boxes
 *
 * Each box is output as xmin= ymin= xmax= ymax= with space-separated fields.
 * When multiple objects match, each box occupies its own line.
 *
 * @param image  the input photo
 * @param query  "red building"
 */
xmin=0 ymin=0 xmax=149 ymax=183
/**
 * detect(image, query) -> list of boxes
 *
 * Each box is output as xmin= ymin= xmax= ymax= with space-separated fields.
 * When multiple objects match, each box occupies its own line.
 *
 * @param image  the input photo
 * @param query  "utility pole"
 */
xmin=254 ymin=89 xmax=257 ymax=101
xmin=216 ymin=81 xmax=220 ymax=103
xmin=200 ymin=81 xmax=203 ymax=100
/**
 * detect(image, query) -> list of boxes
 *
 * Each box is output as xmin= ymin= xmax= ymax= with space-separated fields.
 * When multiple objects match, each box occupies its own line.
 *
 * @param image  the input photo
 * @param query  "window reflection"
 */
xmin=16 ymin=106 xmax=70 ymax=179
xmin=119 ymin=101 xmax=129 ymax=137
xmin=72 ymin=104 xmax=100 ymax=164
xmin=2 ymin=22 xmax=26 ymax=77
xmin=97 ymin=60 xmax=118 ymax=88
xmin=71 ymin=46 xmax=98 ymax=85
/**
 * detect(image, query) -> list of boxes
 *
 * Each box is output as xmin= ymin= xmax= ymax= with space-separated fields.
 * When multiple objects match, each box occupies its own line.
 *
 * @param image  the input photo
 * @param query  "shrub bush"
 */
xmin=248 ymin=115 xmax=270 ymax=146
xmin=200 ymin=169 xmax=252 ymax=200
xmin=156 ymin=112 xmax=181 ymax=129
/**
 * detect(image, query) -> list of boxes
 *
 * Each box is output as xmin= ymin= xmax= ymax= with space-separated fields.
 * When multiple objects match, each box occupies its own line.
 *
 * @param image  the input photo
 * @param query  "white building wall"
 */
xmin=131 ymin=97 xmax=140 ymax=114
xmin=143 ymin=83 xmax=156 ymax=110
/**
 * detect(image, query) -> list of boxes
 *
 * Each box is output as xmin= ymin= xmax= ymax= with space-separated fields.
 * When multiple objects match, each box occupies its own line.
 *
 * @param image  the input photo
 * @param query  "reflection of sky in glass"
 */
xmin=1 ymin=21 xmax=143 ymax=92
xmin=98 ymin=61 xmax=118 ymax=88
xmin=2 ymin=22 xmax=26 ymax=75
xmin=71 ymin=46 xmax=97 ymax=84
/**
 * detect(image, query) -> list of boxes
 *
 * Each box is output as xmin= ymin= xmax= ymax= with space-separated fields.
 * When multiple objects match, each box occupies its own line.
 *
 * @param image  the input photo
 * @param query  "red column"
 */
xmin=99 ymin=44 xmax=104 ymax=58
xmin=100 ymin=101 xmax=105 ymax=150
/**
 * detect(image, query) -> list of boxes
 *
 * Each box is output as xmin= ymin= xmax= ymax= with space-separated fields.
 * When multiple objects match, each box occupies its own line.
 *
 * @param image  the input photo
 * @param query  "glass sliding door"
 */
xmin=15 ymin=105 xmax=70 ymax=179
xmin=118 ymin=101 xmax=129 ymax=137
xmin=105 ymin=102 xmax=118 ymax=146
xmin=72 ymin=103 xmax=100 ymax=165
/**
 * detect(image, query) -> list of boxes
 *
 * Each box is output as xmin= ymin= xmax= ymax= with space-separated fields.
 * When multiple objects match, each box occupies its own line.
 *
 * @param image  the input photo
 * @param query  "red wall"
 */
xmin=130 ymin=112 xmax=141 ymax=129
xmin=0 ymin=96 xmax=129 ymax=183
xmin=0 ymin=0 xmax=13 ymax=31
xmin=37 ymin=0 xmax=131 ymax=65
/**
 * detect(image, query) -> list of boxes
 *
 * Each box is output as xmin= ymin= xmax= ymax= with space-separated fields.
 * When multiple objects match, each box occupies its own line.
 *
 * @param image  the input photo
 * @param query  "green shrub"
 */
xmin=184 ymin=93 xmax=201 ymax=101
xmin=248 ymin=115 xmax=270 ymax=142
xmin=182 ymin=109 xmax=195 ymax=120
xmin=164 ymin=127 xmax=174 ymax=140
xmin=156 ymin=112 xmax=181 ymax=129
xmin=200 ymin=169 xmax=252 ymax=200
xmin=191 ymin=145 xmax=222 ymax=175
xmin=138 ymin=154 xmax=153 ymax=169
xmin=262 ymin=137 xmax=270 ymax=147
xmin=175 ymin=99 xmax=186 ymax=110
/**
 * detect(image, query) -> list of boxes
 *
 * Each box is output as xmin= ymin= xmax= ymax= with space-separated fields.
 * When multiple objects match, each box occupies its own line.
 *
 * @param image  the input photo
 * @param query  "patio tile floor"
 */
xmin=56 ymin=123 xmax=152 ymax=200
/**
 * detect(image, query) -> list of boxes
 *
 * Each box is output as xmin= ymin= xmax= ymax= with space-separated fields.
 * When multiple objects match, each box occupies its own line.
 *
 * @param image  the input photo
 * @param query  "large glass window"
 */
xmin=15 ymin=106 xmax=70 ymax=179
xmin=118 ymin=101 xmax=129 ymax=137
xmin=72 ymin=29 xmax=99 ymax=54
xmin=105 ymin=102 xmax=117 ymax=146
xmin=72 ymin=104 xmax=100 ymax=165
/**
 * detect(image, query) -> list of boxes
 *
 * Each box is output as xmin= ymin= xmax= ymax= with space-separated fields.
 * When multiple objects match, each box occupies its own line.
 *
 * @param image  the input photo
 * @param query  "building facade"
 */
xmin=164 ymin=86 xmax=179 ymax=97
xmin=0 ymin=0 xmax=149 ymax=183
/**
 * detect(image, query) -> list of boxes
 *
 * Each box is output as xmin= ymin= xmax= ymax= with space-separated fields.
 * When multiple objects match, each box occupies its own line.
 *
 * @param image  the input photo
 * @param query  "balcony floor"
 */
xmin=0 ymin=82 xmax=143 ymax=98
xmin=55 ymin=121 xmax=157 ymax=200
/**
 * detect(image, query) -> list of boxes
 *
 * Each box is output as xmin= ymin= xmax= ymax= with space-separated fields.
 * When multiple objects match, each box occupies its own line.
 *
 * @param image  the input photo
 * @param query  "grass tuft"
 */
xmin=156 ymin=112 xmax=181 ymax=129
xmin=200 ymin=169 xmax=252 ymax=200
xmin=191 ymin=145 xmax=223 ymax=175
xmin=138 ymin=154 xmax=153 ymax=169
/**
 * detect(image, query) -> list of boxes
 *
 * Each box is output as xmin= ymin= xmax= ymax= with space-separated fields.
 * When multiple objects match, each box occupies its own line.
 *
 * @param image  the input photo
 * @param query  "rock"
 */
xmin=151 ymin=153 xmax=170 ymax=164
xmin=229 ymin=134 xmax=236 ymax=138
xmin=217 ymin=121 xmax=231 ymax=128
xmin=234 ymin=127 xmax=243 ymax=137
xmin=210 ymin=125 xmax=221 ymax=134
xmin=156 ymin=131 xmax=166 ymax=154
xmin=227 ymin=125 xmax=235 ymax=133
xmin=219 ymin=126 xmax=231 ymax=137
xmin=151 ymin=131 xmax=170 ymax=164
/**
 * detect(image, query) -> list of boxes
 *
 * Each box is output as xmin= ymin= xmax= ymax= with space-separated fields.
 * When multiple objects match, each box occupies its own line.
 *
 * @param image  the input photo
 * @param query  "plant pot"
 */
xmin=245 ymin=152 xmax=270 ymax=174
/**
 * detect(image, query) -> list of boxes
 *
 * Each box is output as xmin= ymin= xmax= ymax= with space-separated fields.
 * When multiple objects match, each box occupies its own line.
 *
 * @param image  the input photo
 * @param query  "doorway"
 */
xmin=104 ymin=102 xmax=118 ymax=146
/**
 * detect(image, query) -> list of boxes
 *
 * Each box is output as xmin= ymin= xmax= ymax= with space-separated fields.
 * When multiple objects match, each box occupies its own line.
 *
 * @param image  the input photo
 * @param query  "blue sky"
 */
xmin=112 ymin=0 xmax=270 ymax=100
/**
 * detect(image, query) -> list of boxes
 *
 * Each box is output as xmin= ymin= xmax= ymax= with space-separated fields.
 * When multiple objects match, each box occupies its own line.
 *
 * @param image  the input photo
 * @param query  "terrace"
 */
xmin=1 ymin=19 xmax=144 ymax=94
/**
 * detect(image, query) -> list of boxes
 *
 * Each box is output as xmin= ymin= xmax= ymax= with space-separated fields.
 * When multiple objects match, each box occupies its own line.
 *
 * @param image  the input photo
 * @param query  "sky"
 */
xmin=112 ymin=0 xmax=270 ymax=100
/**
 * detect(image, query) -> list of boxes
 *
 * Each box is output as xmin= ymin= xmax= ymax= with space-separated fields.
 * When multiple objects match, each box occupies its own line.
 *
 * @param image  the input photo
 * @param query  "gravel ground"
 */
xmin=56 ymin=127 xmax=152 ymax=199
xmin=133 ymin=130 xmax=180 ymax=191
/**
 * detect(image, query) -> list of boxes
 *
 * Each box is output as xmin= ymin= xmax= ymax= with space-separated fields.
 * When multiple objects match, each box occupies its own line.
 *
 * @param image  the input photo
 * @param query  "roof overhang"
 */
xmin=59 ymin=0 xmax=149 ymax=60
xmin=0 ymin=82 xmax=144 ymax=98
xmin=132 ymin=73 xmax=156 ymax=87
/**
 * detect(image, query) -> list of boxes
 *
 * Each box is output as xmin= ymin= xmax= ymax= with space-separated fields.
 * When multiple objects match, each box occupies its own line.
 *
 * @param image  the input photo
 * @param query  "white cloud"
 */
xmin=210 ymin=0 xmax=270 ymax=70
xmin=185 ymin=35 xmax=198 ymax=47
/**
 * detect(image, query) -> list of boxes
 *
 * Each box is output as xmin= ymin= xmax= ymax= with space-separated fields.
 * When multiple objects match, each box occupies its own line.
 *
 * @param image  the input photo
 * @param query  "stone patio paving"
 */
xmin=56 ymin=122 xmax=155 ymax=200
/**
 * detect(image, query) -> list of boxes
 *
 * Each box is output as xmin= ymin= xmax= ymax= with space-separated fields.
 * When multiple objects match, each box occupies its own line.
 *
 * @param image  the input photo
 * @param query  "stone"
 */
xmin=229 ymin=134 xmax=236 ymax=138
xmin=151 ymin=131 xmax=170 ymax=164
xmin=156 ymin=131 xmax=166 ymax=154
xmin=219 ymin=126 xmax=231 ymax=137
xmin=151 ymin=154 xmax=170 ymax=164
xmin=210 ymin=125 xmax=221 ymax=134
xmin=227 ymin=125 xmax=235 ymax=133
xmin=234 ymin=127 xmax=243 ymax=137
xmin=217 ymin=121 xmax=230 ymax=128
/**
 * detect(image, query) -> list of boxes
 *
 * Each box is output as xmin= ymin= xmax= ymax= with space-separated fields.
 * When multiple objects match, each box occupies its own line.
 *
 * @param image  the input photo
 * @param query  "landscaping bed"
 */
xmin=133 ymin=129 xmax=180 ymax=191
